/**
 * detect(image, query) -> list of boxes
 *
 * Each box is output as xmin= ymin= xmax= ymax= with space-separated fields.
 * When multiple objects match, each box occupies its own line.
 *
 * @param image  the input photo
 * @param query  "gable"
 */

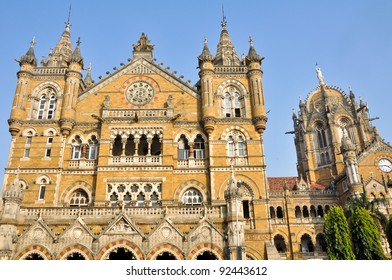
xmin=100 ymin=213 xmax=143 ymax=238
xmin=79 ymin=58 xmax=199 ymax=102
xmin=148 ymin=218 xmax=184 ymax=249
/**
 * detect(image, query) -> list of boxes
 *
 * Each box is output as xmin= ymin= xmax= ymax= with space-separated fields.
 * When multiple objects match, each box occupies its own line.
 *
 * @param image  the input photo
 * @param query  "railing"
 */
xmin=109 ymin=155 xmax=162 ymax=165
xmin=177 ymin=158 xmax=207 ymax=168
xmin=214 ymin=66 xmax=248 ymax=74
xmin=34 ymin=67 xmax=67 ymax=75
xmin=269 ymin=189 xmax=337 ymax=197
xmin=102 ymin=108 xmax=172 ymax=118
xmin=20 ymin=205 xmax=224 ymax=220
xmin=68 ymin=159 xmax=97 ymax=169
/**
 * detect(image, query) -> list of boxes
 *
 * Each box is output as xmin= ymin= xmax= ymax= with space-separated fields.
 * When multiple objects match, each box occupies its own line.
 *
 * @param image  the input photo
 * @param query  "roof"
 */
xmin=267 ymin=176 xmax=328 ymax=191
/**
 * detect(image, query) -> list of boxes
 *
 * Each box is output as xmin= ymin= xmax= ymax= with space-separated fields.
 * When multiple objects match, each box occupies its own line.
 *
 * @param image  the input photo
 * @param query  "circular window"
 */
xmin=125 ymin=81 xmax=155 ymax=105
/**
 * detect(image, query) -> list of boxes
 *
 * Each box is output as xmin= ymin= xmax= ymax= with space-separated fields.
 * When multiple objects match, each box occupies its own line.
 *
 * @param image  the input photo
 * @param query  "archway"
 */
xmin=196 ymin=251 xmax=218 ymax=260
xmin=108 ymin=247 xmax=136 ymax=260
xmin=156 ymin=251 xmax=177 ymax=260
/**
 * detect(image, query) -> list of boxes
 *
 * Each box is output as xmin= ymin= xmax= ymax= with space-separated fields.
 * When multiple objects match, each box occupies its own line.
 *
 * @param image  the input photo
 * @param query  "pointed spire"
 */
xmin=214 ymin=16 xmax=240 ymax=66
xmin=19 ymin=37 xmax=37 ymax=66
xmin=349 ymin=86 xmax=355 ymax=99
xmin=246 ymin=36 xmax=263 ymax=63
xmin=70 ymin=37 xmax=84 ymax=67
xmin=47 ymin=16 xmax=74 ymax=67
xmin=198 ymin=36 xmax=215 ymax=62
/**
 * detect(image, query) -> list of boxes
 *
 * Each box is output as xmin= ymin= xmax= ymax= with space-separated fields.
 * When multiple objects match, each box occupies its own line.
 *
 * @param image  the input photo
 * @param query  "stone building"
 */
xmin=0 ymin=17 xmax=391 ymax=260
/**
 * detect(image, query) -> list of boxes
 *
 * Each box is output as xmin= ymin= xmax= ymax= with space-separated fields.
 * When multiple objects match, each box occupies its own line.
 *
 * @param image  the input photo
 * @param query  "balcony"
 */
xmin=67 ymin=159 xmax=97 ymax=169
xmin=109 ymin=155 xmax=162 ymax=165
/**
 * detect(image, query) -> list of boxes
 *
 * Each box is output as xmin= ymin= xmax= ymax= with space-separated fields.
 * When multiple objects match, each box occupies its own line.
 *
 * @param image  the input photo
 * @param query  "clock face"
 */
xmin=125 ymin=81 xmax=155 ymax=105
xmin=378 ymin=158 xmax=392 ymax=173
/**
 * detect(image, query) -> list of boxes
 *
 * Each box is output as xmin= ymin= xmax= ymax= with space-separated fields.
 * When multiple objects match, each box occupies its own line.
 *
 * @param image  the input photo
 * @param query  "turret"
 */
xmin=9 ymin=37 xmax=37 ymax=136
xmin=340 ymin=130 xmax=362 ymax=195
xmin=198 ymin=37 xmax=215 ymax=134
xmin=245 ymin=37 xmax=267 ymax=134
xmin=60 ymin=36 xmax=84 ymax=136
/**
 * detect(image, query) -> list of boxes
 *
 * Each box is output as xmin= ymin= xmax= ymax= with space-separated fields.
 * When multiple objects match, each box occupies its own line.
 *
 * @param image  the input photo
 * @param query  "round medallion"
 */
xmin=161 ymin=227 xmax=172 ymax=238
xmin=125 ymin=81 xmax=155 ymax=105
xmin=378 ymin=158 xmax=392 ymax=173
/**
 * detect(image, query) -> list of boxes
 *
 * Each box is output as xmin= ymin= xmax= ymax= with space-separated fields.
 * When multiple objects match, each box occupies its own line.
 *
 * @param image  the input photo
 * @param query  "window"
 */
xmin=313 ymin=122 xmax=332 ymax=167
xmin=47 ymin=137 xmax=53 ymax=144
xmin=243 ymin=200 xmax=250 ymax=219
xmin=69 ymin=190 xmax=89 ymax=206
xmin=178 ymin=134 xmax=190 ymax=159
xmin=45 ymin=148 xmax=51 ymax=158
xmin=193 ymin=134 xmax=205 ymax=159
xmin=24 ymin=135 xmax=33 ymax=158
xmin=38 ymin=184 xmax=46 ymax=200
xmin=72 ymin=136 xmax=82 ymax=159
xmin=37 ymin=95 xmax=46 ymax=119
xmin=182 ymin=188 xmax=202 ymax=205
xmin=36 ymin=88 xmax=57 ymax=120
xmin=222 ymin=86 xmax=245 ymax=118
xmin=88 ymin=136 xmax=98 ymax=160
xmin=226 ymin=131 xmax=248 ymax=162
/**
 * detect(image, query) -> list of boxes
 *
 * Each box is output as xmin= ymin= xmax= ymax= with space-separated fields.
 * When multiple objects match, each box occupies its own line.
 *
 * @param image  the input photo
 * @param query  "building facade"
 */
xmin=0 ymin=18 xmax=391 ymax=260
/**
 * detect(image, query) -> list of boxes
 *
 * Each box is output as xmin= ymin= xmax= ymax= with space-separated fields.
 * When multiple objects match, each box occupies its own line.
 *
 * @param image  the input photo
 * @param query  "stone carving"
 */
xmin=133 ymin=33 xmax=154 ymax=52
xmin=103 ymin=95 xmax=110 ymax=108
xmin=110 ymin=219 xmax=134 ymax=233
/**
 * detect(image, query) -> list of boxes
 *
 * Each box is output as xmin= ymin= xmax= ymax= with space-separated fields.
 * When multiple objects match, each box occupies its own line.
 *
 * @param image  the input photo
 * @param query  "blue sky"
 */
xmin=0 ymin=1 xmax=391 ymax=188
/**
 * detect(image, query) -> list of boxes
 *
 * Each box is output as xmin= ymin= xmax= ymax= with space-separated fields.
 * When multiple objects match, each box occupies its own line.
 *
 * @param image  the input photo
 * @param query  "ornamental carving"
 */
xmin=125 ymin=81 xmax=155 ymax=105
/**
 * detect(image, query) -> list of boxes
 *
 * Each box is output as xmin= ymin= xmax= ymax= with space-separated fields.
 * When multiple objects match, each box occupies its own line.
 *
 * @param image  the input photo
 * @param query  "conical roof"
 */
xmin=198 ymin=37 xmax=215 ymax=62
xmin=70 ymin=37 xmax=84 ymax=67
xmin=19 ymin=37 xmax=37 ymax=66
xmin=246 ymin=37 xmax=262 ymax=63
xmin=214 ymin=17 xmax=240 ymax=66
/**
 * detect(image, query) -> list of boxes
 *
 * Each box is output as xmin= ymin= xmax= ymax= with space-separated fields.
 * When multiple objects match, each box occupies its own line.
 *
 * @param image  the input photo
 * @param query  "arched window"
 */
xmin=313 ymin=122 xmax=331 ymax=167
xmin=300 ymin=234 xmax=314 ymax=253
xmin=193 ymin=134 xmax=205 ymax=159
xmin=317 ymin=205 xmax=324 ymax=217
xmin=36 ymin=88 xmax=57 ymax=120
xmin=37 ymin=95 xmax=46 ymax=119
xmin=222 ymin=86 xmax=245 ymax=118
xmin=237 ymin=136 xmax=246 ymax=156
xmin=138 ymin=135 xmax=148 ymax=156
xmin=295 ymin=206 xmax=302 ymax=219
xmin=227 ymin=136 xmax=235 ymax=157
xmin=302 ymin=206 xmax=309 ymax=218
xmin=276 ymin=206 xmax=284 ymax=219
xmin=182 ymin=188 xmax=202 ymax=205
xmin=274 ymin=234 xmax=287 ymax=253
xmin=270 ymin=206 xmax=276 ymax=219
xmin=88 ymin=136 xmax=98 ymax=160
xmin=310 ymin=205 xmax=316 ymax=218
xmin=125 ymin=135 xmax=135 ymax=156
xmin=112 ymin=135 xmax=123 ymax=156
xmin=178 ymin=134 xmax=190 ymax=159
xmin=38 ymin=178 xmax=47 ymax=200
xmin=72 ymin=136 xmax=82 ymax=159
xmin=151 ymin=134 xmax=161 ymax=155
xmin=69 ymin=189 xmax=89 ymax=206
xmin=316 ymin=234 xmax=327 ymax=252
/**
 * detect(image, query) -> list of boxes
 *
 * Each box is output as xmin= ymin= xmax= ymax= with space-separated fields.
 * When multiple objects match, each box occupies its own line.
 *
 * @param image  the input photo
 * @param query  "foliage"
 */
xmin=324 ymin=206 xmax=355 ymax=260
xmin=386 ymin=216 xmax=392 ymax=252
xmin=349 ymin=207 xmax=387 ymax=260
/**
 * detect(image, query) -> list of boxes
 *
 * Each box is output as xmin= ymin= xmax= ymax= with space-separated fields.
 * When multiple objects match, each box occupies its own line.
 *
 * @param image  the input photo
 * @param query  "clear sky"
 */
xmin=0 ymin=0 xmax=391 ymax=189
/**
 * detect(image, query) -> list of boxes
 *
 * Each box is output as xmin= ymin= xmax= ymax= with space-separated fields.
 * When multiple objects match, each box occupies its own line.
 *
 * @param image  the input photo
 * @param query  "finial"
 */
xmin=65 ymin=4 xmax=72 ymax=31
xmin=221 ymin=5 xmax=227 ymax=28
xmin=31 ymin=36 xmax=36 ymax=47
xmin=203 ymin=36 xmax=208 ymax=45
xmin=88 ymin=62 xmax=92 ymax=71
xmin=249 ymin=36 xmax=254 ymax=47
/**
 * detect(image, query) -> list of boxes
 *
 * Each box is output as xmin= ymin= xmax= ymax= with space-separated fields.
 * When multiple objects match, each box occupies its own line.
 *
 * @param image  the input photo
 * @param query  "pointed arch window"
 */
xmin=178 ymin=134 xmax=190 ymax=159
xmin=226 ymin=131 xmax=248 ymax=165
xmin=72 ymin=136 xmax=82 ymax=160
xmin=88 ymin=136 xmax=99 ymax=160
xmin=222 ymin=87 xmax=245 ymax=118
xmin=36 ymin=88 xmax=57 ymax=120
xmin=313 ymin=122 xmax=332 ymax=167
xmin=193 ymin=134 xmax=205 ymax=159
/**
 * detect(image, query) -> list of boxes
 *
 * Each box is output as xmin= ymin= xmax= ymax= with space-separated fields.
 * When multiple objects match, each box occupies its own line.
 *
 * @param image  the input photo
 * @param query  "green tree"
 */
xmin=386 ymin=216 xmax=392 ymax=253
xmin=350 ymin=207 xmax=387 ymax=260
xmin=324 ymin=206 xmax=355 ymax=260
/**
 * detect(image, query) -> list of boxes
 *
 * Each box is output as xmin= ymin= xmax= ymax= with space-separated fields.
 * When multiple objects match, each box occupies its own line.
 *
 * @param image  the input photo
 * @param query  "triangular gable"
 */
xmin=57 ymin=216 xmax=96 ymax=240
xmin=358 ymin=140 xmax=392 ymax=163
xmin=149 ymin=217 xmax=184 ymax=239
xmin=99 ymin=213 xmax=143 ymax=237
xmin=78 ymin=58 xmax=199 ymax=101
xmin=187 ymin=217 xmax=224 ymax=242
xmin=19 ymin=217 xmax=56 ymax=242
